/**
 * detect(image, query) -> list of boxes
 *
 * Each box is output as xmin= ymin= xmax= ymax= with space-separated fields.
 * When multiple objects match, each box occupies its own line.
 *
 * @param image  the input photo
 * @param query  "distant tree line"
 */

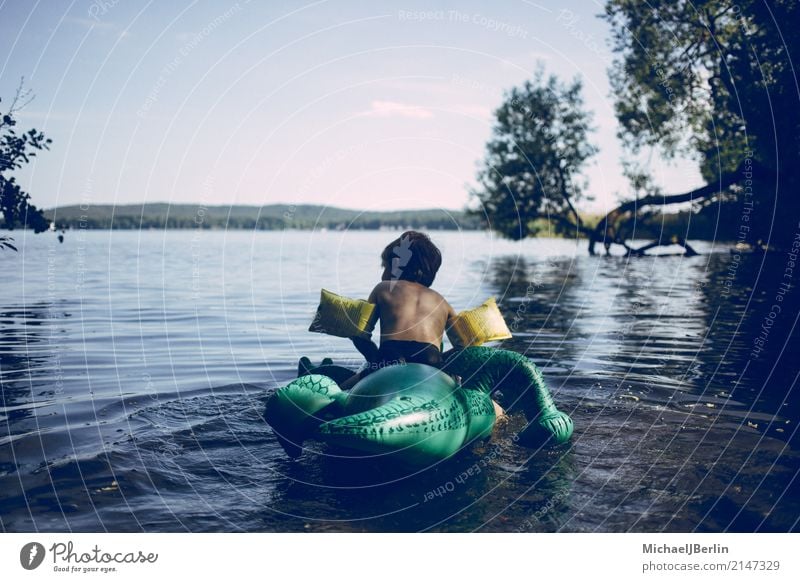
xmin=36 ymin=202 xmax=753 ymax=240
xmin=45 ymin=204 xmax=484 ymax=231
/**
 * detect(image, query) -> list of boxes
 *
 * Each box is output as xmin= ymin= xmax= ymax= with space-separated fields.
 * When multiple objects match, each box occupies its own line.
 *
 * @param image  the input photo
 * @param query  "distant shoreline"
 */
xmin=43 ymin=202 xmax=483 ymax=231
xmin=48 ymin=226 xmax=478 ymax=231
xmin=29 ymin=202 xmax=740 ymax=241
xmin=42 ymin=226 xmax=480 ymax=232
xmin=3 ymin=228 xmax=742 ymax=245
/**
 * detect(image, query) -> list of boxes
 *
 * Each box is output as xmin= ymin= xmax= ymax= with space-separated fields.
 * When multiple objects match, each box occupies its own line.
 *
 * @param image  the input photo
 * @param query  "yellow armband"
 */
xmin=308 ymin=288 xmax=378 ymax=339
xmin=447 ymin=297 xmax=512 ymax=348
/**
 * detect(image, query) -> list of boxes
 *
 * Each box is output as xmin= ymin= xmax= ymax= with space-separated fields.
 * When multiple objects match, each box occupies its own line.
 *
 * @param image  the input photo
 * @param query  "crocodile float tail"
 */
xmin=443 ymin=346 xmax=573 ymax=445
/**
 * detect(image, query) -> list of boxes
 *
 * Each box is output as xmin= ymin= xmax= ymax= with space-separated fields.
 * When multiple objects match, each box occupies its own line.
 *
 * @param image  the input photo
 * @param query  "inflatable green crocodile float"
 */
xmin=264 ymin=346 xmax=573 ymax=466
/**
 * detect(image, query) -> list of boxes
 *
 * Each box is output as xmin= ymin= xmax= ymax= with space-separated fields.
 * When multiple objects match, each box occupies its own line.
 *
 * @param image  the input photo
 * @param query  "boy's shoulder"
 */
xmin=368 ymin=281 xmax=390 ymax=302
xmin=372 ymin=279 xmax=432 ymax=291
xmin=372 ymin=280 xmax=446 ymax=300
xmin=370 ymin=280 xmax=391 ymax=295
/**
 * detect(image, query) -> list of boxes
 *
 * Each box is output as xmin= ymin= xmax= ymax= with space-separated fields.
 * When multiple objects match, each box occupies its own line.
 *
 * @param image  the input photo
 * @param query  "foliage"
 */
xmin=603 ymin=0 xmax=800 ymax=248
xmin=0 ymin=80 xmax=52 ymax=237
xmin=471 ymin=2 xmax=799 ymax=253
xmin=468 ymin=68 xmax=597 ymax=240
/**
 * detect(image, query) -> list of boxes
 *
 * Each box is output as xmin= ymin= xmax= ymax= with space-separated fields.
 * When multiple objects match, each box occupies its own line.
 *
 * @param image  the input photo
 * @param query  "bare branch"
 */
xmin=589 ymin=159 xmax=748 ymax=255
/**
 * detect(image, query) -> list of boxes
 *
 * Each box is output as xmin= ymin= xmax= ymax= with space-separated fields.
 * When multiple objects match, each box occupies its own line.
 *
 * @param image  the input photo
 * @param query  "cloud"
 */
xmin=360 ymin=100 xmax=434 ymax=120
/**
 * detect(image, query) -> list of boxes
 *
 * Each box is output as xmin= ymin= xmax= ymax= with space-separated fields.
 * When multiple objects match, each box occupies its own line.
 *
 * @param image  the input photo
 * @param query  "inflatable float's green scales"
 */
xmin=265 ymin=346 xmax=573 ymax=466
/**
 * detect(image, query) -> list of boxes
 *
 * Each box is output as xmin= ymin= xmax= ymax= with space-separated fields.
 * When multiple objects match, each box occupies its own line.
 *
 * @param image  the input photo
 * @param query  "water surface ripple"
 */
xmin=1 ymin=230 xmax=797 ymax=532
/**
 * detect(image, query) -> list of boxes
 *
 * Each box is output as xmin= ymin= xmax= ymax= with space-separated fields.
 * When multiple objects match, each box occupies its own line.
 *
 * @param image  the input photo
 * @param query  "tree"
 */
xmin=599 ymin=0 xmax=800 ymax=253
xmin=473 ymin=3 xmax=799 ymax=256
xmin=468 ymin=68 xmax=598 ymax=241
xmin=1 ymin=80 xmax=52 ymax=250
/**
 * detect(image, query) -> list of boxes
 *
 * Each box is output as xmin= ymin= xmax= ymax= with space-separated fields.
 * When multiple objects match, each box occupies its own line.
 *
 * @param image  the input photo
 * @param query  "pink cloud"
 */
xmin=361 ymin=100 xmax=434 ymax=119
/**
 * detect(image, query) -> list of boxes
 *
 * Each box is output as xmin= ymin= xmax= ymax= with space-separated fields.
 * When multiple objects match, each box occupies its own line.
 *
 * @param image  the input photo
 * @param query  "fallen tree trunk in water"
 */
xmin=587 ymin=161 xmax=748 ymax=256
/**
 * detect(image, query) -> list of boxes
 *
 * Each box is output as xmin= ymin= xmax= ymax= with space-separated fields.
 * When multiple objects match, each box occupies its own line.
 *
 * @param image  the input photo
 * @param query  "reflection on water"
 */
xmin=0 ymin=230 xmax=797 ymax=531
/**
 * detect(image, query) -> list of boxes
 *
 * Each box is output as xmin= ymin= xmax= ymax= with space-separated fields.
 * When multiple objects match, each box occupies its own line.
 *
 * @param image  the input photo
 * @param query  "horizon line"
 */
xmin=44 ymin=201 xmax=472 ymax=213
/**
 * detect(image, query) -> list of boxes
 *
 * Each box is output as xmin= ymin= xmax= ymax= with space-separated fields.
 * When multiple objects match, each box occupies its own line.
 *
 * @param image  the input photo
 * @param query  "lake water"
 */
xmin=1 ymin=229 xmax=798 ymax=532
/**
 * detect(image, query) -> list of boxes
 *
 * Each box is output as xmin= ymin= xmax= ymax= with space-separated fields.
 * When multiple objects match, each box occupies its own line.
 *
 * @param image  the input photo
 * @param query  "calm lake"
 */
xmin=1 ymin=229 xmax=798 ymax=532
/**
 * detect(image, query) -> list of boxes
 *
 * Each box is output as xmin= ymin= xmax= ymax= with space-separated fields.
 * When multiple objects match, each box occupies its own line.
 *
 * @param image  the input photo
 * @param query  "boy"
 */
xmin=342 ymin=230 xmax=456 ymax=388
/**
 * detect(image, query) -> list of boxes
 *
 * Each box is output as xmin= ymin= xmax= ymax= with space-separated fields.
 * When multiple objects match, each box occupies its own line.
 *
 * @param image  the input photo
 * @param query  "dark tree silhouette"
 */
xmin=468 ymin=68 xmax=598 ymax=241
xmin=598 ymin=0 xmax=800 ymax=254
xmin=1 ymin=80 xmax=52 ymax=251
xmin=472 ymin=2 xmax=799 ymax=256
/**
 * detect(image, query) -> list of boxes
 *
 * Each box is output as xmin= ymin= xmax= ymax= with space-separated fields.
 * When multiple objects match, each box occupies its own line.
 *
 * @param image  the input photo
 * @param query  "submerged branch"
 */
xmin=627 ymin=237 xmax=699 ymax=257
xmin=588 ymin=160 xmax=748 ymax=256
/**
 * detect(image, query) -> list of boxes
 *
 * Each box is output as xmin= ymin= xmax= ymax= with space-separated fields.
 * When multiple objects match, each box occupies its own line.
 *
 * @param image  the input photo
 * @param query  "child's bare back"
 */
xmin=343 ymin=231 xmax=506 ymax=417
xmin=343 ymin=231 xmax=453 ymax=384
xmin=368 ymin=279 xmax=455 ymax=348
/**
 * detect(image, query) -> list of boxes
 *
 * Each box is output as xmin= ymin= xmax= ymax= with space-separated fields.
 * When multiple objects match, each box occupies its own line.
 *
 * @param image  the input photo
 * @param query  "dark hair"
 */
xmin=381 ymin=231 xmax=442 ymax=287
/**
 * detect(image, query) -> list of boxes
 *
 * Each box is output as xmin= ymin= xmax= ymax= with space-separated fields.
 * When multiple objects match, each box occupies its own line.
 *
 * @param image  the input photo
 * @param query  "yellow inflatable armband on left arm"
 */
xmin=308 ymin=288 xmax=379 ymax=339
xmin=446 ymin=297 xmax=512 ymax=348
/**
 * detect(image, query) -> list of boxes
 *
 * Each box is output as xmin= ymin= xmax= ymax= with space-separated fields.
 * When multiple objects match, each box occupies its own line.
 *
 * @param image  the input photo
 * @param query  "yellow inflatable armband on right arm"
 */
xmin=446 ymin=297 xmax=512 ymax=348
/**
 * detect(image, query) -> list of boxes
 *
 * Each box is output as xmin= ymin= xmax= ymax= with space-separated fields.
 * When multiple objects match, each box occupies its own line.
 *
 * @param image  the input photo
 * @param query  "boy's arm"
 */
xmin=444 ymin=301 xmax=463 ymax=349
xmin=366 ymin=283 xmax=381 ymax=304
xmin=352 ymin=336 xmax=379 ymax=362
xmin=350 ymin=283 xmax=382 ymax=362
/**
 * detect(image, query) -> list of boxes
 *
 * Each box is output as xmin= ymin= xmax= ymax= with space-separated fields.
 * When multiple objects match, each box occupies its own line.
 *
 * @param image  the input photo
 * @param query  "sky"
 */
xmin=1 ymin=0 xmax=704 ymax=214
